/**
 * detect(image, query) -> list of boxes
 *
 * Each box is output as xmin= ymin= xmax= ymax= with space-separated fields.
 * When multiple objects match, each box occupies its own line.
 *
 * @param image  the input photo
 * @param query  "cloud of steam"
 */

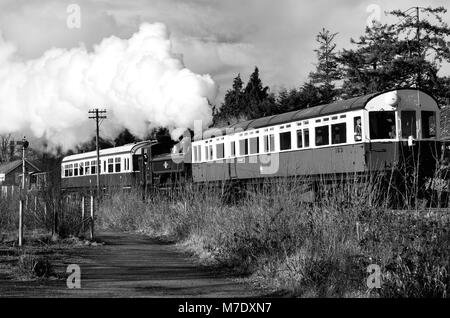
xmin=0 ymin=23 xmax=217 ymax=152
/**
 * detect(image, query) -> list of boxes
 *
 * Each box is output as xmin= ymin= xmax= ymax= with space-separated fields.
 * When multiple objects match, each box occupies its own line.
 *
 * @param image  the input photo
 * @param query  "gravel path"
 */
xmin=0 ymin=232 xmax=266 ymax=298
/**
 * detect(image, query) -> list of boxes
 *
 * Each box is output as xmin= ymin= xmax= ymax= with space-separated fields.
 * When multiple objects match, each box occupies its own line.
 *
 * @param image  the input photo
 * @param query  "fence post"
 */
xmin=81 ymin=196 xmax=85 ymax=234
xmin=356 ymin=221 xmax=360 ymax=241
xmin=19 ymin=199 xmax=23 ymax=246
xmin=90 ymin=195 xmax=94 ymax=240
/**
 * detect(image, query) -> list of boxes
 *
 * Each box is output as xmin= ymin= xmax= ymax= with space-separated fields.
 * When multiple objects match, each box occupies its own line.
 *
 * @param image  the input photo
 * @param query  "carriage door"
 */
xmin=229 ymin=141 xmax=237 ymax=179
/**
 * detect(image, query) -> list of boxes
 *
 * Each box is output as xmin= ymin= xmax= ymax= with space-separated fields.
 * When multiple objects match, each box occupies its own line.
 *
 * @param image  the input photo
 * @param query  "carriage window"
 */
xmin=332 ymin=123 xmax=347 ymax=144
xmin=239 ymin=139 xmax=248 ymax=156
xmin=315 ymin=126 xmax=329 ymax=146
xmin=132 ymin=155 xmax=139 ymax=171
xmin=263 ymin=135 xmax=275 ymax=152
xmin=401 ymin=111 xmax=417 ymax=139
xmin=68 ymin=164 xmax=73 ymax=177
xmin=297 ymin=130 xmax=303 ymax=148
xmin=422 ymin=111 xmax=436 ymax=138
xmin=269 ymin=135 xmax=275 ymax=151
xmin=85 ymin=161 xmax=90 ymax=175
xmin=193 ymin=146 xmax=198 ymax=162
xmin=115 ymin=157 xmax=121 ymax=173
xmin=369 ymin=111 xmax=396 ymax=139
xmin=249 ymin=137 xmax=259 ymax=154
xmin=79 ymin=162 xmax=84 ymax=176
xmin=108 ymin=158 xmax=114 ymax=173
xmin=74 ymin=163 xmax=79 ymax=176
xmin=230 ymin=141 xmax=236 ymax=157
xmin=354 ymin=117 xmax=362 ymax=141
xmin=279 ymin=132 xmax=291 ymax=151
xmin=216 ymin=143 xmax=224 ymax=159
xmin=209 ymin=145 xmax=213 ymax=160
xmin=64 ymin=165 xmax=69 ymax=177
xmin=91 ymin=160 xmax=97 ymax=174
xmin=304 ymin=129 xmax=310 ymax=148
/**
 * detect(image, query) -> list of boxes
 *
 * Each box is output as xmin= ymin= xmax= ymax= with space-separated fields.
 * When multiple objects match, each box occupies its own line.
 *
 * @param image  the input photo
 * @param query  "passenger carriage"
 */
xmin=61 ymin=141 xmax=155 ymax=192
xmin=191 ymin=88 xmax=442 ymax=190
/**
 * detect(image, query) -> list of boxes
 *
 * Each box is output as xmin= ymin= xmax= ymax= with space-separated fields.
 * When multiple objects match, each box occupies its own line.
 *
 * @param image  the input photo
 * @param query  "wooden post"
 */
xmin=18 ymin=137 xmax=27 ymax=247
xmin=52 ymin=198 xmax=58 ymax=237
xmin=90 ymin=195 xmax=94 ymax=240
xmin=356 ymin=221 xmax=360 ymax=241
xmin=19 ymin=199 xmax=23 ymax=246
xmin=81 ymin=196 xmax=85 ymax=234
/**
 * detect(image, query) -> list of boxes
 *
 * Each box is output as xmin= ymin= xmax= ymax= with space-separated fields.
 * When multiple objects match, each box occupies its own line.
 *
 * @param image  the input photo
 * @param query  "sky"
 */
xmin=0 ymin=0 xmax=449 ymax=105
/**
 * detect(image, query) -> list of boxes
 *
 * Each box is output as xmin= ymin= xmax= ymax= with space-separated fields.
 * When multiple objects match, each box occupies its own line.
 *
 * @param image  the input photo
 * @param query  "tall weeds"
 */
xmin=97 ymin=173 xmax=449 ymax=298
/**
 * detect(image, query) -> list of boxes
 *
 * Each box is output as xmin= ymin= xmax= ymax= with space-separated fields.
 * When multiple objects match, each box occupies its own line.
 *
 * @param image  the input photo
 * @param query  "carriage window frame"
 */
xmin=296 ymin=129 xmax=303 ymax=148
xmin=315 ymin=125 xmax=330 ymax=146
xmin=249 ymin=137 xmax=259 ymax=155
xmin=354 ymin=116 xmax=362 ymax=142
xmin=197 ymin=145 xmax=202 ymax=162
xmin=230 ymin=141 xmax=236 ymax=157
xmin=369 ymin=111 xmax=396 ymax=140
xmin=239 ymin=139 xmax=249 ymax=156
xmin=209 ymin=145 xmax=213 ymax=160
xmin=84 ymin=161 xmax=90 ymax=175
xmin=332 ymin=122 xmax=347 ymax=145
xmin=421 ymin=111 xmax=436 ymax=138
xmin=91 ymin=160 xmax=97 ymax=174
xmin=401 ymin=111 xmax=417 ymax=139
xmin=115 ymin=157 xmax=121 ymax=173
xmin=108 ymin=158 xmax=114 ymax=173
xmin=193 ymin=145 xmax=198 ymax=162
xmin=73 ymin=163 xmax=79 ymax=176
xmin=263 ymin=134 xmax=275 ymax=153
xmin=304 ymin=129 xmax=310 ymax=148
xmin=279 ymin=131 xmax=291 ymax=151
xmin=216 ymin=143 xmax=225 ymax=159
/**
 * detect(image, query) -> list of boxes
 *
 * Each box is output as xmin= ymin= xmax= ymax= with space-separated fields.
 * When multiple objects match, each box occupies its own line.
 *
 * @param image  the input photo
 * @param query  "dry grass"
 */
xmin=97 ymin=174 xmax=449 ymax=298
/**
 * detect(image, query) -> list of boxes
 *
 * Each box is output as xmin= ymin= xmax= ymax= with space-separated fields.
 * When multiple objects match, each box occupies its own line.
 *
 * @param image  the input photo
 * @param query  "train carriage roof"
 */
xmin=62 ymin=140 xmax=156 ymax=163
xmin=206 ymin=88 xmax=437 ymax=138
xmin=212 ymin=92 xmax=377 ymax=136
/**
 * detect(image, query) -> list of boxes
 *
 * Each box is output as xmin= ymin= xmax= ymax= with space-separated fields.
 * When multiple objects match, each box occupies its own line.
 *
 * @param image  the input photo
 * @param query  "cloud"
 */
xmin=0 ymin=0 xmax=448 ymax=115
xmin=0 ymin=22 xmax=217 ymax=151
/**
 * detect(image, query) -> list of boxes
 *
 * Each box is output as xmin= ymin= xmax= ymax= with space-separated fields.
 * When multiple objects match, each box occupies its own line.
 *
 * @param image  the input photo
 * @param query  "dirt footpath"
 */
xmin=0 ymin=232 xmax=268 ymax=298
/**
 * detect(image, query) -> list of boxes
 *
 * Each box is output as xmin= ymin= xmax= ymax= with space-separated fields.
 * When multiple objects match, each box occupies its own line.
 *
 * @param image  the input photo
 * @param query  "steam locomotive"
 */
xmin=61 ymin=88 xmax=449 ymax=204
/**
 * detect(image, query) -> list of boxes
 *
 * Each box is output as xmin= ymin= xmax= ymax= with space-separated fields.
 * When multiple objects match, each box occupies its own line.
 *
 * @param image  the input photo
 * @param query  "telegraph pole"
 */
xmin=88 ymin=109 xmax=107 ymax=240
xmin=416 ymin=6 xmax=421 ymax=88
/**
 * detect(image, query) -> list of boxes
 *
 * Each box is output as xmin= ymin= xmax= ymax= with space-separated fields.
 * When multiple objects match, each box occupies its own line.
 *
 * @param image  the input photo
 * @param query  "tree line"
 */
xmin=212 ymin=6 xmax=450 ymax=126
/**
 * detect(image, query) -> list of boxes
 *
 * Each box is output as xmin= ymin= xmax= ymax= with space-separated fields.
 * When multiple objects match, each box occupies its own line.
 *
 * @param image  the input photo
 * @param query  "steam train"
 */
xmin=61 ymin=88 xmax=450 ymax=204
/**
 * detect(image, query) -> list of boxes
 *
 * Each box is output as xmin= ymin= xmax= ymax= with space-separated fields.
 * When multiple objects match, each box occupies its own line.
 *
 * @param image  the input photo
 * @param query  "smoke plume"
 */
xmin=0 ymin=23 xmax=217 ymax=152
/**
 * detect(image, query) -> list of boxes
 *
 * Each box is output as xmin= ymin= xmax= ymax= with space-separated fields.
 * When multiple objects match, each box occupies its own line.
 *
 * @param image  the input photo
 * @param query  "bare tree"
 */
xmin=0 ymin=134 xmax=13 ymax=162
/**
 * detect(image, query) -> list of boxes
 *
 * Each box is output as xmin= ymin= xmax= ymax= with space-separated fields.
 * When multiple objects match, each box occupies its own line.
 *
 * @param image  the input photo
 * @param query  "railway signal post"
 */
xmin=88 ymin=108 xmax=107 ymax=240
